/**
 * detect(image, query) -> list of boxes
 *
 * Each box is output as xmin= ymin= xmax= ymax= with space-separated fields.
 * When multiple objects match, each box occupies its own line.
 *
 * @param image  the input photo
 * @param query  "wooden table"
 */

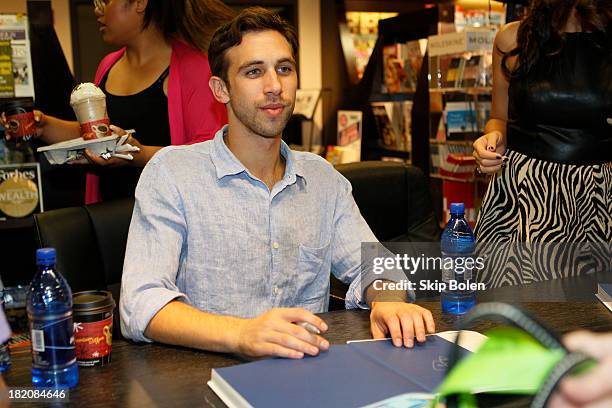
xmin=4 ymin=277 xmax=612 ymax=407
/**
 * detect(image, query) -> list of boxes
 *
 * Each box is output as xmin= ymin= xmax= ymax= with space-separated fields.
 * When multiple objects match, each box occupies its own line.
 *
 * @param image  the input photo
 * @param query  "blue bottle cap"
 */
xmin=449 ymin=202 xmax=465 ymax=215
xmin=36 ymin=248 xmax=56 ymax=265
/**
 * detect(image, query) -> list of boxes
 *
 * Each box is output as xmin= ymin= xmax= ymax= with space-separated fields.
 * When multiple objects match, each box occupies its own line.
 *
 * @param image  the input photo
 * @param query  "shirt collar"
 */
xmin=211 ymin=125 xmax=305 ymax=183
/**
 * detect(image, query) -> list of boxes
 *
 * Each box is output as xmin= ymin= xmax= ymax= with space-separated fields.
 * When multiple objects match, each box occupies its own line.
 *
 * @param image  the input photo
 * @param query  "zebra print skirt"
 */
xmin=474 ymin=149 xmax=612 ymax=288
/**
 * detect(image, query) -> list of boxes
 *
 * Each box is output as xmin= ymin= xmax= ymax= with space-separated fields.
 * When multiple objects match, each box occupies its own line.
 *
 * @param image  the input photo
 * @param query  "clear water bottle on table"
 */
xmin=440 ymin=203 xmax=477 ymax=315
xmin=27 ymin=248 xmax=78 ymax=388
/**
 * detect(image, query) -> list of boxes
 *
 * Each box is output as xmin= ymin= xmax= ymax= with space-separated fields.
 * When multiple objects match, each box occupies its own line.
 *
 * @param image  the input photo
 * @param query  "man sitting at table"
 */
xmin=120 ymin=7 xmax=435 ymax=359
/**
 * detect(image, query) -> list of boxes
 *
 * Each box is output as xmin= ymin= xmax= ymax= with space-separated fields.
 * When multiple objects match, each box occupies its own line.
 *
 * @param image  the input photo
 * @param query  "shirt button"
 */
xmin=272 ymin=242 xmax=280 ymax=249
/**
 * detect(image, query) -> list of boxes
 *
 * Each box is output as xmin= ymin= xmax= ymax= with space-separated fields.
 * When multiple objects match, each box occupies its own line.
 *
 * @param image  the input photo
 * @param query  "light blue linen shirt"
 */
xmin=120 ymin=126 xmax=409 ymax=342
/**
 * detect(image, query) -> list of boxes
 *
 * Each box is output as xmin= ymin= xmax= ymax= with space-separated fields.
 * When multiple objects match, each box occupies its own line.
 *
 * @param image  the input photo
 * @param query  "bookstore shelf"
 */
xmin=429 ymin=87 xmax=492 ymax=95
xmin=426 ymin=28 xmax=497 ymax=225
xmin=369 ymin=92 xmax=415 ymax=103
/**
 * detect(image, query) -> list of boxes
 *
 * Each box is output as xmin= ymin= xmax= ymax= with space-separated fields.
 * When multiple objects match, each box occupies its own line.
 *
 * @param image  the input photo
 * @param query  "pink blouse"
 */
xmin=85 ymin=40 xmax=227 ymax=204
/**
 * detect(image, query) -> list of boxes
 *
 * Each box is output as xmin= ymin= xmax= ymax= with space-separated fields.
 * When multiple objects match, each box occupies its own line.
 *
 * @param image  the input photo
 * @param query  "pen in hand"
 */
xmin=297 ymin=321 xmax=321 ymax=335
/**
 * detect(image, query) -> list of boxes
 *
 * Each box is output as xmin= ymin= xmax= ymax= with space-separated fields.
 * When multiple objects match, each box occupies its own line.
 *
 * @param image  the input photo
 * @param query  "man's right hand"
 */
xmin=1 ymin=109 xmax=45 ymax=140
xmin=235 ymin=308 xmax=330 ymax=359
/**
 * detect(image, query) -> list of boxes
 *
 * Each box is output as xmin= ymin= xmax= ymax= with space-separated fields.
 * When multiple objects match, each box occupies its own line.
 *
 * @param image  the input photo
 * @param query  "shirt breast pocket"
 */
xmin=296 ymin=242 xmax=331 ymax=302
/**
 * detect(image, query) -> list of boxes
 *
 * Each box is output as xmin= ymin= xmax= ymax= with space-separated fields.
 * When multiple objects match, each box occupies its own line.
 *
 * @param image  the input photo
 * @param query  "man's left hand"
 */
xmin=370 ymin=302 xmax=435 ymax=348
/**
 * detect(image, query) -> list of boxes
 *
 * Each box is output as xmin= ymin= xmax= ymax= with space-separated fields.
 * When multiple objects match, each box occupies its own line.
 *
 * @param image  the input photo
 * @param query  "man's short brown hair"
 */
xmin=207 ymin=7 xmax=298 ymax=84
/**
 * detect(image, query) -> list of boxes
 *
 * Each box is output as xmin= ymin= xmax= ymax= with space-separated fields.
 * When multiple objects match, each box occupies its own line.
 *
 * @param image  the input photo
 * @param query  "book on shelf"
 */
xmin=370 ymin=102 xmax=411 ymax=152
xmin=402 ymin=101 xmax=413 ymax=150
xmin=596 ymin=283 xmax=612 ymax=312
xmin=208 ymin=331 xmax=486 ymax=408
xmin=443 ymin=101 xmax=490 ymax=140
xmin=444 ymin=101 xmax=478 ymax=138
xmin=382 ymin=44 xmax=406 ymax=93
xmin=401 ymin=40 xmax=423 ymax=92
xmin=382 ymin=40 xmax=425 ymax=93
xmin=445 ymin=57 xmax=464 ymax=88
xmin=427 ymin=30 xmax=496 ymax=91
xmin=336 ymin=110 xmax=363 ymax=164
xmin=458 ymin=55 xmax=480 ymax=88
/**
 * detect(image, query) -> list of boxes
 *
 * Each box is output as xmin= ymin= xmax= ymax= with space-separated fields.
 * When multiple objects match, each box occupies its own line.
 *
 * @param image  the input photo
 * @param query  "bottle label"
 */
xmin=29 ymin=311 xmax=76 ymax=369
xmin=31 ymin=329 xmax=45 ymax=352
xmin=74 ymin=315 xmax=113 ymax=363
xmin=441 ymin=254 xmax=474 ymax=283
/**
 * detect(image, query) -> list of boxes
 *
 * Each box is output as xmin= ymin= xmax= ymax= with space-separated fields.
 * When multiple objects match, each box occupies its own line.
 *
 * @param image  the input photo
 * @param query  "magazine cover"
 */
xmin=401 ymin=101 xmax=413 ymax=152
xmin=371 ymin=102 xmax=405 ymax=150
xmin=336 ymin=110 xmax=362 ymax=163
xmin=382 ymin=44 xmax=406 ymax=93
xmin=459 ymin=55 xmax=481 ymax=88
xmin=0 ymin=40 xmax=13 ymax=98
xmin=0 ymin=14 xmax=34 ymax=98
xmin=445 ymin=57 xmax=464 ymax=88
xmin=445 ymin=101 xmax=478 ymax=139
xmin=402 ymin=40 xmax=423 ymax=91
xmin=0 ymin=162 xmax=43 ymax=219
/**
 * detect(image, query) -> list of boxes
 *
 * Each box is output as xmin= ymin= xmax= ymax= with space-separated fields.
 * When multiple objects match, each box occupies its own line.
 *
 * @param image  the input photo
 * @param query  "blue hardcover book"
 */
xmin=208 ymin=331 xmax=485 ymax=408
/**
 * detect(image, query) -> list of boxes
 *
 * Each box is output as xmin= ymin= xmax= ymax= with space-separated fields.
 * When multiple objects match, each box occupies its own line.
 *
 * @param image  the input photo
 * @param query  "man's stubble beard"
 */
xmin=229 ymin=98 xmax=295 ymax=139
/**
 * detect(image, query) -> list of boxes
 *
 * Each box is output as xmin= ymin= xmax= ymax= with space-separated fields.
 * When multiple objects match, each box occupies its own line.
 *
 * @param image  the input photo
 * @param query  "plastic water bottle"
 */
xmin=27 ymin=248 xmax=78 ymax=388
xmin=440 ymin=203 xmax=477 ymax=314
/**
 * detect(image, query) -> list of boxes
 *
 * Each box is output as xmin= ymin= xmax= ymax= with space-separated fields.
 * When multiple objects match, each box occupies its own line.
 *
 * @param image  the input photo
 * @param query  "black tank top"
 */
xmin=98 ymin=66 xmax=171 ymax=200
xmin=507 ymin=31 xmax=612 ymax=165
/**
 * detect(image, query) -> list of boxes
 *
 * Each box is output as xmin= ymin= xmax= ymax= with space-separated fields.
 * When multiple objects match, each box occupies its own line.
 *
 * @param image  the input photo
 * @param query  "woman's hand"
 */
xmin=68 ymin=125 xmax=139 ymax=167
xmin=1 ymin=109 xmax=45 ymax=141
xmin=68 ymin=125 xmax=157 ymax=168
xmin=473 ymin=130 xmax=508 ymax=174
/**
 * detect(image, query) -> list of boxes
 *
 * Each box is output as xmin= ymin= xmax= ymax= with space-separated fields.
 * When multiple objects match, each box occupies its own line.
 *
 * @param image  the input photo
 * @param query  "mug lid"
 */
xmin=73 ymin=290 xmax=115 ymax=312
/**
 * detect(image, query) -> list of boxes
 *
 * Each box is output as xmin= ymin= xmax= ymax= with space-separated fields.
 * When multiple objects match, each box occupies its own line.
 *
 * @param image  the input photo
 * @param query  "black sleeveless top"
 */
xmin=98 ymin=67 xmax=171 ymax=201
xmin=507 ymin=31 xmax=612 ymax=165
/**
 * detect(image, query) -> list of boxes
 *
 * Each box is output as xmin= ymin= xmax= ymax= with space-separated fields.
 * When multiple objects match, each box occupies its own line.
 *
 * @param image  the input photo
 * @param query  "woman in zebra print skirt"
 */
xmin=472 ymin=0 xmax=611 ymax=288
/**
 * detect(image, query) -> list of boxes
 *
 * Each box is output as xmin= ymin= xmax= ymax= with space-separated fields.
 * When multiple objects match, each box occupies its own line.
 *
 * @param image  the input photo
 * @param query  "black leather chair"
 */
xmin=336 ymin=161 xmax=438 ymax=242
xmin=330 ymin=161 xmax=440 ymax=309
xmin=34 ymin=197 xmax=135 ymax=328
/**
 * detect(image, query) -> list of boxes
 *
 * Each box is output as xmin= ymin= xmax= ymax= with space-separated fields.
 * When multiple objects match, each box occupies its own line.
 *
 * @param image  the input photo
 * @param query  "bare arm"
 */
xmin=484 ymin=24 xmax=514 ymax=139
xmin=38 ymin=112 xmax=81 ymax=144
xmin=1 ymin=110 xmax=80 ymax=143
xmin=473 ymin=22 xmax=519 ymax=173
xmin=144 ymin=300 xmax=244 ymax=353
xmin=144 ymin=301 xmax=330 ymax=359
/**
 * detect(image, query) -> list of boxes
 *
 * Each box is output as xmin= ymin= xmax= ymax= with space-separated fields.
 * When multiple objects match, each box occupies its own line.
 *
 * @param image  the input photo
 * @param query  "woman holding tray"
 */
xmin=3 ymin=0 xmax=232 ymax=203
